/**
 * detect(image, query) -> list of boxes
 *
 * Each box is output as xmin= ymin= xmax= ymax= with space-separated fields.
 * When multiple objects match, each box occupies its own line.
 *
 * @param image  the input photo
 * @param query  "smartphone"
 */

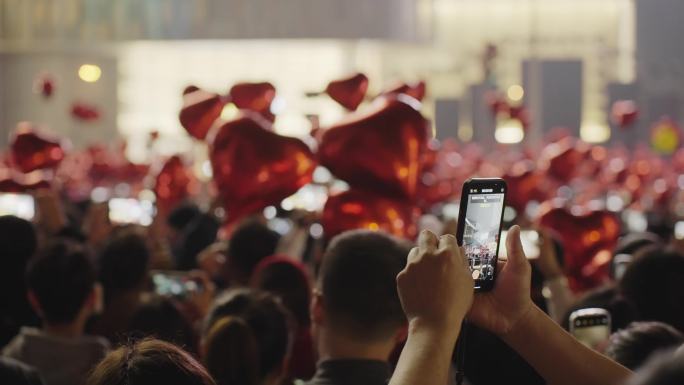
xmin=456 ymin=178 xmax=507 ymax=291
xmin=151 ymin=271 xmax=202 ymax=299
xmin=569 ymin=308 xmax=611 ymax=350
xmin=498 ymin=229 xmax=540 ymax=259
xmin=108 ymin=198 xmax=155 ymax=226
xmin=0 ymin=193 xmax=35 ymax=220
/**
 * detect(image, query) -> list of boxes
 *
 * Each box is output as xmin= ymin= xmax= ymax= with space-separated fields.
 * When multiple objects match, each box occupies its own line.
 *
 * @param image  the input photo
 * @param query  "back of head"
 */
xmin=318 ymin=230 xmax=408 ymax=341
xmin=226 ymin=218 xmax=280 ymax=284
xmin=619 ymin=247 xmax=684 ymax=332
xmin=251 ymin=256 xmax=311 ymax=327
xmin=627 ymin=348 xmax=684 ymax=385
xmin=0 ymin=215 xmax=37 ymax=283
xmin=561 ymin=285 xmax=635 ymax=332
xmin=98 ymin=230 xmax=150 ymax=296
xmin=128 ymin=296 xmax=196 ymax=353
xmin=86 ymin=339 xmax=215 ymax=385
xmin=203 ymin=289 xmax=290 ymax=385
xmin=606 ymin=322 xmax=684 ymax=370
xmin=27 ymin=240 xmax=95 ymax=324
xmin=167 ymin=203 xmax=201 ymax=232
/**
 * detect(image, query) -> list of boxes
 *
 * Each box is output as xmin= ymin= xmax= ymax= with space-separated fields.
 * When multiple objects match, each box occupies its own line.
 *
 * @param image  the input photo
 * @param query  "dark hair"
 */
xmin=318 ymin=230 xmax=408 ymax=341
xmin=605 ymin=322 xmax=684 ymax=370
xmin=128 ymin=296 xmax=197 ymax=354
xmin=251 ymin=255 xmax=311 ymax=327
xmin=562 ymin=285 xmax=636 ymax=332
xmin=175 ymin=213 xmax=220 ymax=271
xmin=626 ymin=348 xmax=684 ymax=385
xmin=98 ymin=230 xmax=150 ymax=296
xmin=619 ymin=247 xmax=684 ymax=332
xmin=26 ymin=240 xmax=96 ymax=324
xmin=226 ymin=219 xmax=280 ymax=284
xmin=86 ymin=339 xmax=215 ymax=385
xmin=203 ymin=289 xmax=290 ymax=385
xmin=167 ymin=203 xmax=201 ymax=232
xmin=614 ymin=232 xmax=662 ymax=256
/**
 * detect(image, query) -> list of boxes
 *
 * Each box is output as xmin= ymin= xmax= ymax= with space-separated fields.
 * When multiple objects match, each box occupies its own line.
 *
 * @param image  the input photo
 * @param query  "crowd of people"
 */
xmin=1 ymin=189 xmax=684 ymax=385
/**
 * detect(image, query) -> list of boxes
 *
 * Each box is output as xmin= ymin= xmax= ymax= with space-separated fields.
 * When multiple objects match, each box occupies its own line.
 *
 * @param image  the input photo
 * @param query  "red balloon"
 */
xmin=325 ymin=73 xmax=369 ymax=111
xmin=485 ymin=91 xmax=509 ymax=116
xmin=322 ymin=189 xmax=419 ymax=240
xmin=0 ymin=168 xmax=51 ymax=192
xmin=503 ymin=160 xmax=549 ymax=212
xmin=381 ymin=80 xmax=427 ymax=102
xmin=183 ymin=85 xmax=200 ymax=95
xmin=33 ymin=73 xmax=55 ymax=99
xmin=538 ymin=137 xmax=586 ymax=183
xmin=154 ymin=155 xmax=198 ymax=213
xmin=179 ymin=88 xmax=225 ymax=140
xmin=10 ymin=122 xmax=65 ymax=173
xmin=229 ymin=82 xmax=276 ymax=122
xmin=318 ymin=96 xmax=428 ymax=200
xmin=611 ymin=100 xmax=639 ymax=128
xmin=70 ymin=102 xmax=101 ymax=121
xmin=538 ymin=205 xmax=620 ymax=291
xmin=208 ymin=113 xmax=316 ymax=224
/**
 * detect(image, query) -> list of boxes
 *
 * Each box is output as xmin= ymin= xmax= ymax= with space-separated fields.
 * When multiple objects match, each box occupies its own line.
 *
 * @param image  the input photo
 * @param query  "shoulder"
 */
xmin=0 ymin=356 xmax=44 ymax=385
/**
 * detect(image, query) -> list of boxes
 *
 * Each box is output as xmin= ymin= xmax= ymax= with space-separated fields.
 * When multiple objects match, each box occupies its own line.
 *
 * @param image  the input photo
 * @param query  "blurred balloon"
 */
xmin=650 ymin=117 xmax=681 ymax=155
xmin=381 ymin=80 xmax=426 ymax=102
xmin=179 ymin=88 xmax=225 ymax=140
xmin=319 ymin=96 xmax=428 ymax=200
xmin=325 ymin=73 xmax=369 ymax=111
xmin=538 ymin=204 xmax=620 ymax=291
xmin=229 ymin=82 xmax=276 ymax=122
xmin=10 ymin=122 xmax=66 ymax=173
xmin=208 ymin=113 xmax=316 ymax=225
xmin=485 ymin=91 xmax=509 ymax=116
xmin=70 ymin=102 xmax=101 ymax=121
xmin=611 ymin=100 xmax=639 ymax=128
xmin=154 ymin=155 xmax=198 ymax=213
xmin=33 ymin=73 xmax=55 ymax=99
xmin=0 ymin=168 xmax=51 ymax=192
xmin=538 ymin=137 xmax=587 ymax=183
xmin=183 ymin=85 xmax=200 ymax=95
xmin=322 ymin=189 xmax=419 ymax=240
xmin=503 ymin=160 xmax=549 ymax=212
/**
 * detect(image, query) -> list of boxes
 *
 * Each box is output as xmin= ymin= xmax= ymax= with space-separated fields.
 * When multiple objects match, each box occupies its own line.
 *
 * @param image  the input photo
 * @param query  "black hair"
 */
xmin=605 ymin=321 xmax=684 ymax=370
xmin=86 ymin=339 xmax=215 ymax=385
xmin=174 ymin=213 xmax=220 ymax=271
xmin=203 ymin=289 xmax=290 ymax=385
xmin=128 ymin=296 xmax=197 ymax=354
xmin=619 ymin=246 xmax=684 ymax=332
xmin=98 ymin=230 xmax=150 ymax=297
xmin=26 ymin=240 xmax=96 ymax=324
xmin=626 ymin=348 xmax=684 ymax=385
xmin=226 ymin=218 xmax=280 ymax=284
xmin=251 ymin=256 xmax=311 ymax=327
xmin=167 ymin=203 xmax=201 ymax=232
xmin=318 ymin=229 xmax=408 ymax=341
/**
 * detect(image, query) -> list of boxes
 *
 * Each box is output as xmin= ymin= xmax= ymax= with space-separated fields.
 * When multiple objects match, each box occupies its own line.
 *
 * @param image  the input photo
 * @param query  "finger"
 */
xmin=438 ymin=234 xmax=461 ymax=262
xmin=505 ymin=225 xmax=527 ymax=267
xmin=418 ymin=229 xmax=439 ymax=253
xmin=407 ymin=247 xmax=420 ymax=264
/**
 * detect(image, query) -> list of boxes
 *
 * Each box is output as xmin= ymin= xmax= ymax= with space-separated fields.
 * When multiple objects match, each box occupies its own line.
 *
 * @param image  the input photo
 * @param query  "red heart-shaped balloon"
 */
xmin=208 ymin=113 xmax=316 ymax=224
xmin=179 ymin=88 xmax=225 ymax=140
xmin=503 ymin=160 xmax=550 ymax=212
xmin=325 ymin=73 xmax=369 ymax=111
xmin=229 ymin=82 xmax=276 ymax=122
xmin=70 ymin=102 xmax=101 ymax=121
xmin=381 ymin=80 xmax=426 ymax=102
xmin=0 ymin=167 xmax=52 ymax=193
xmin=322 ymin=188 xmax=419 ymax=240
xmin=10 ymin=123 xmax=66 ymax=173
xmin=33 ymin=73 xmax=55 ymax=99
xmin=154 ymin=155 xmax=198 ymax=213
xmin=319 ymin=96 xmax=428 ymax=200
xmin=611 ymin=100 xmax=639 ymax=129
xmin=538 ymin=204 xmax=620 ymax=291
xmin=538 ymin=137 xmax=587 ymax=183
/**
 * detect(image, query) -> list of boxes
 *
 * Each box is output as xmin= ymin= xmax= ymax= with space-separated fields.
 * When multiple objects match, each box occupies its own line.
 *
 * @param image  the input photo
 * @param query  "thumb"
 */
xmin=505 ymin=225 xmax=528 ymax=268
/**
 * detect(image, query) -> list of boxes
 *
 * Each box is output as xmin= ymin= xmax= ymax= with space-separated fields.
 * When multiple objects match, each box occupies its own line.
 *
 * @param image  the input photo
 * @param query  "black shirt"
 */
xmin=0 ymin=357 xmax=43 ymax=385
xmin=304 ymin=359 xmax=390 ymax=385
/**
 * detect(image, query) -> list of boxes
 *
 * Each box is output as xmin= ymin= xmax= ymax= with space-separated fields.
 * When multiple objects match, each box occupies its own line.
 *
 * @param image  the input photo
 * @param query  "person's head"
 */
xmin=313 ymin=230 xmax=409 ymax=358
xmin=86 ymin=339 xmax=215 ymax=385
xmin=626 ymin=348 xmax=684 ymax=385
xmin=251 ymin=255 xmax=311 ymax=328
xmin=98 ymin=229 xmax=150 ymax=299
xmin=26 ymin=240 xmax=98 ymax=326
xmin=202 ymin=289 xmax=291 ymax=385
xmin=167 ymin=203 xmax=201 ymax=239
xmin=605 ymin=321 xmax=684 ymax=370
xmin=225 ymin=218 xmax=280 ymax=285
xmin=0 ymin=215 xmax=37 ymax=286
xmin=175 ymin=213 xmax=220 ymax=271
xmin=619 ymin=246 xmax=684 ymax=332
xmin=128 ymin=296 xmax=197 ymax=354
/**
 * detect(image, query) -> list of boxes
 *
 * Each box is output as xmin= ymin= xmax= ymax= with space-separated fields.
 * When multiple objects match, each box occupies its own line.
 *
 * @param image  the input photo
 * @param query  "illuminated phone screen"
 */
xmin=0 ymin=193 xmax=35 ymax=220
xmin=462 ymin=190 xmax=505 ymax=283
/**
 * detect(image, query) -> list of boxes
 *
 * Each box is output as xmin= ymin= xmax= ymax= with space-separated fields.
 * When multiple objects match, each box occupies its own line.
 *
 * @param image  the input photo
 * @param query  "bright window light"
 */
xmin=495 ymin=119 xmax=524 ymax=144
xmin=78 ymin=64 xmax=102 ymax=83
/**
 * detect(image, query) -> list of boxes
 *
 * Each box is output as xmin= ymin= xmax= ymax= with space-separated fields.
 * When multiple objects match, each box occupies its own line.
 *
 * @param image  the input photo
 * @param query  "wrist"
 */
xmin=500 ymin=304 xmax=542 ymax=343
xmin=408 ymin=316 xmax=463 ymax=342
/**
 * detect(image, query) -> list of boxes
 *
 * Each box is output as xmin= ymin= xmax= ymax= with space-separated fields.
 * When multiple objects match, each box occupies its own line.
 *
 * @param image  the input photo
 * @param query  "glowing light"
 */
xmin=580 ymin=122 xmax=611 ymax=143
xmin=507 ymin=85 xmax=524 ymax=101
xmin=220 ymin=103 xmax=240 ymax=120
xmin=263 ymin=206 xmax=277 ymax=219
xmin=494 ymin=119 xmax=524 ymax=144
xmin=78 ymin=64 xmax=102 ymax=83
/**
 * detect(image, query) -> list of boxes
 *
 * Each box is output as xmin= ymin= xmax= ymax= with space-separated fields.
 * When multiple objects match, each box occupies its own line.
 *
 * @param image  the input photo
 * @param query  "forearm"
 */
xmin=502 ymin=306 xmax=632 ymax=385
xmin=544 ymin=276 xmax=575 ymax=323
xmin=390 ymin=321 xmax=460 ymax=385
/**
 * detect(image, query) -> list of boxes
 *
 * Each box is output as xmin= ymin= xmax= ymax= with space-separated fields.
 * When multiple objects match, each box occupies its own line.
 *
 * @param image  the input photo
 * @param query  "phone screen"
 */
xmin=460 ymin=182 xmax=506 ymax=289
xmin=151 ymin=271 xmax=200 ymax=298
xmin=499 ymin=230 xmax=540 ymax=259
xmin=108 ymin=198 xmax=154 ymax=226
xmin=0 ymin=193 xmax=35 ymax=220
xmin=570 ymin=308 xmax=611 ymax=350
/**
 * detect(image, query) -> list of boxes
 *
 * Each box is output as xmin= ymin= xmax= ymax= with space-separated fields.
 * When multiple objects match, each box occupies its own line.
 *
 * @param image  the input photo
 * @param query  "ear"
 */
xmin=310 ymin=289 xmax=325 ymax=326
xmin=27 ymin=291 xmax=44 ymax=317
xmin=394 ymin=323 xmax=409 ymax=343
